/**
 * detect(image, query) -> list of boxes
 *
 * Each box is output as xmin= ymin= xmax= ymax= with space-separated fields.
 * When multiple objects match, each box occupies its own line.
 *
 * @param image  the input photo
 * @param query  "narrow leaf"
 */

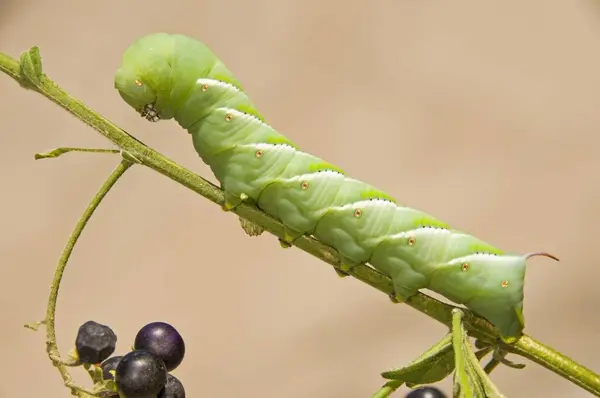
xmin=382 ymin=333 xmax=456 ymax=386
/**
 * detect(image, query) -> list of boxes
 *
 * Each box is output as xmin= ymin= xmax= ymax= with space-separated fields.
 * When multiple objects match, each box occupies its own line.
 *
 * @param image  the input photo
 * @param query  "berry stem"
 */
xmin=371 ymin=380 xmax=403 ymax=398
xmin=1 ymin=47 xmax=600 ymax=397
xmin=44 ymin=159 xmax=133 ymax=396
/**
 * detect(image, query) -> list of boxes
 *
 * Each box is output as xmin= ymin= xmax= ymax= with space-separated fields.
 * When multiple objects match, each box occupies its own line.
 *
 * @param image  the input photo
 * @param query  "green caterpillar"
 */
xmin=114 ymin=33 xmax=558 ymax=343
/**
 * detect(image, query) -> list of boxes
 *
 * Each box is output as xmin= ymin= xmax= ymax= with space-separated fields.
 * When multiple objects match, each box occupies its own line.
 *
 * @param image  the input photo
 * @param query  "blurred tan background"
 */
xmin=1 ymin=1 xmax=599 ymax=397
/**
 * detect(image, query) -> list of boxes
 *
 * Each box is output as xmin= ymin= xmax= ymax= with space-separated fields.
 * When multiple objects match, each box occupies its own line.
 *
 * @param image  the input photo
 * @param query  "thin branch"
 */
xmin=371 ymin=380 xmax=403 ymax=398
xmin=483 ymin=356 xmax=502 ymax=375
xmin=44 ymin=159 xmax=133 ymax=396
xmin=2 ymin=48 xmax=599 ymax=396
xmin=34 ymin=147 xmax=120 ymax=160
xmin=511 ymin=336 xmax=600 ymax=396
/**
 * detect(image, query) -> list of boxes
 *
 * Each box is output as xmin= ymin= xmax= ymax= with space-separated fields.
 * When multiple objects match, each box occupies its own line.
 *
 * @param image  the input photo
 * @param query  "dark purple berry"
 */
xmin=158 ymin=374 xmax=186 ymax=398
xmin=101 ymin=356 xmax=123 ymax=380
xmin=115 ymin=350 xmax=167 ymax=397
xmin=100 ymin=356 xmax=122 ymax=397
xmin=75 ymin=320 xmax=117 ymax=364
xmin=134 ymin=322 xmax=185 ymax=372
xmin=406 ymin=386 xmax=447 ymax=398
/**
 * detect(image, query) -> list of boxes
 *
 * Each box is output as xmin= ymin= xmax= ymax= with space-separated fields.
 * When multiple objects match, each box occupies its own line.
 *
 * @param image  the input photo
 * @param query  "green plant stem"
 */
xmin=483 ymin=357 xmax=501 ymax=375
xmin=1 ymin=50 xmax=599 ymax=396
xmin=371 ymin=380 xmax=403 ymax=398
xmin=451 ymin=310 xmax=473 ymax=397
xmin=45 ymin=159 xmax=133 ymax=397
xmin=512 ymin=337 xmax=600 ymax=396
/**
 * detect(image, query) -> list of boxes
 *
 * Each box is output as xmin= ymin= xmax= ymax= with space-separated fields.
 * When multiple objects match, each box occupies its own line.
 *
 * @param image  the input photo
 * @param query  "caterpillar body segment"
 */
xmin=114 ymin=33 xmax=559 ymax=341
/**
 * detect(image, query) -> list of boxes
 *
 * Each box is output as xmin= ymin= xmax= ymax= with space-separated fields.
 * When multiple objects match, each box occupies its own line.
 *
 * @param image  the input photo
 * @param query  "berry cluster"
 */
xmin=74 ymin=320 xmax=186 ymax=397
xmin=74 ymin=320 xmax=446 ymax=397
xmin=405 ymin=386 xmax=446 ymax=398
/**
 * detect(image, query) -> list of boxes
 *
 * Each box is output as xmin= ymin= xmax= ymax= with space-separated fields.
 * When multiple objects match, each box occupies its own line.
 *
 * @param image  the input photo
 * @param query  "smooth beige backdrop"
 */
xmin=1 ymin=1 xmax=599 ymax=397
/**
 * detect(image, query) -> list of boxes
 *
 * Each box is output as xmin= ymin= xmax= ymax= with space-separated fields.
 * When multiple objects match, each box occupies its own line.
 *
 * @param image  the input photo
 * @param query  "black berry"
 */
xmin=134 ymin=322 xmax=185 ymax=372
xmin=115 ymin=350 xmax=167 ymax=397
xmin=101 ymin=355 xmax=123 ymax=380
xmin=99 ymin=356 xmax=122 ymax=397
xmin=75 ymin=320 xmax=117 ymax=364
xmin=158 ymin=374 xmax=186 ymax=398
xmin=406 ymin=386 xmax=447 ymax=398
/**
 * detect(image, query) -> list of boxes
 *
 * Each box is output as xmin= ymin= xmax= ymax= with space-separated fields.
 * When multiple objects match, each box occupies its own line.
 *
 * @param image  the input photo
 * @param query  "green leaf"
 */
xmin=381 ymin=333 xmax=456 ymax=386
xmin=465 ymin=347 xmax=506 ymax=397
xmin=452 ymin=310 xmax=474 ymax=397
xmin=451 ymin=309 xmax=506 ymax=398
xmin=19 ymin=46 xmax=43 ymax=88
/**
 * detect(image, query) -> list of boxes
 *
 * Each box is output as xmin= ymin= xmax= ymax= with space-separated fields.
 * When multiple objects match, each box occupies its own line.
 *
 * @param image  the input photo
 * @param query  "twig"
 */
xmin=371 ymin=380 xmax=403 ymax=398
xmin=44 ymin=159 xmax=133 ymax=396
xmin=34 ymin=147 xmax=120 ymax=160
xmin=1 ymin=47 xmax=599 ymax=396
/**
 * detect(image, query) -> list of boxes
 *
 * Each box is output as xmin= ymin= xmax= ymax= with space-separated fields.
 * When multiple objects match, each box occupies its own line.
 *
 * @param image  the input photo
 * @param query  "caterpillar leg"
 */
xmin=221 ymin=192 xmax=249 ymax=212
xmin=388 ymin=294 xmax=399 ymax=303
xmin=334 ymin=268 xmax=350 ymax=278
xmin=335 ymin=256 xmax=362 ymax=278
xmin=222 ymin=192 xmax=266 ymax=237
xmin=278 ymin=238 xmax=292 ymax=248
xmin=369 ymin=260 xmax=426 ymax=304
xmin=389 ymin=287 xmax=418 ymax=304
xmin=388 ymin=282 xmax=419 ymax=304
xmin=278 ymin=226 xmax=304 ymax=248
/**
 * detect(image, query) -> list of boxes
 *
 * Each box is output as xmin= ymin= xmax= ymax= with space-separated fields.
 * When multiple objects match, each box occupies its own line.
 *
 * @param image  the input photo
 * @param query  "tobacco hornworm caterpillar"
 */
xmin=114 ymin=33 xmax=558 ymax=342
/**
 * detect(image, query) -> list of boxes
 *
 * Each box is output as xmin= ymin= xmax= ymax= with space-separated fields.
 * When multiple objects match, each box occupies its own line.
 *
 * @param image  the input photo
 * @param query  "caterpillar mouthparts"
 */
xmin=141 ymin=103 xmax=159 ymax=122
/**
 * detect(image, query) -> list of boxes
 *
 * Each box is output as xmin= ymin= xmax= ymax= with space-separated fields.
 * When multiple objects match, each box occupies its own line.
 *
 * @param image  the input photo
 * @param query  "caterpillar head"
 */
xmin=114 ymin=33 xmax=177 ymax=122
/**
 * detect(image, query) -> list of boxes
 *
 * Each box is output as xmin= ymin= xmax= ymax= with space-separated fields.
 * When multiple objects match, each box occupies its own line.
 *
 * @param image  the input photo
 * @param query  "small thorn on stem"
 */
xmin=24 ymin=319 xmax=46 ymax=331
